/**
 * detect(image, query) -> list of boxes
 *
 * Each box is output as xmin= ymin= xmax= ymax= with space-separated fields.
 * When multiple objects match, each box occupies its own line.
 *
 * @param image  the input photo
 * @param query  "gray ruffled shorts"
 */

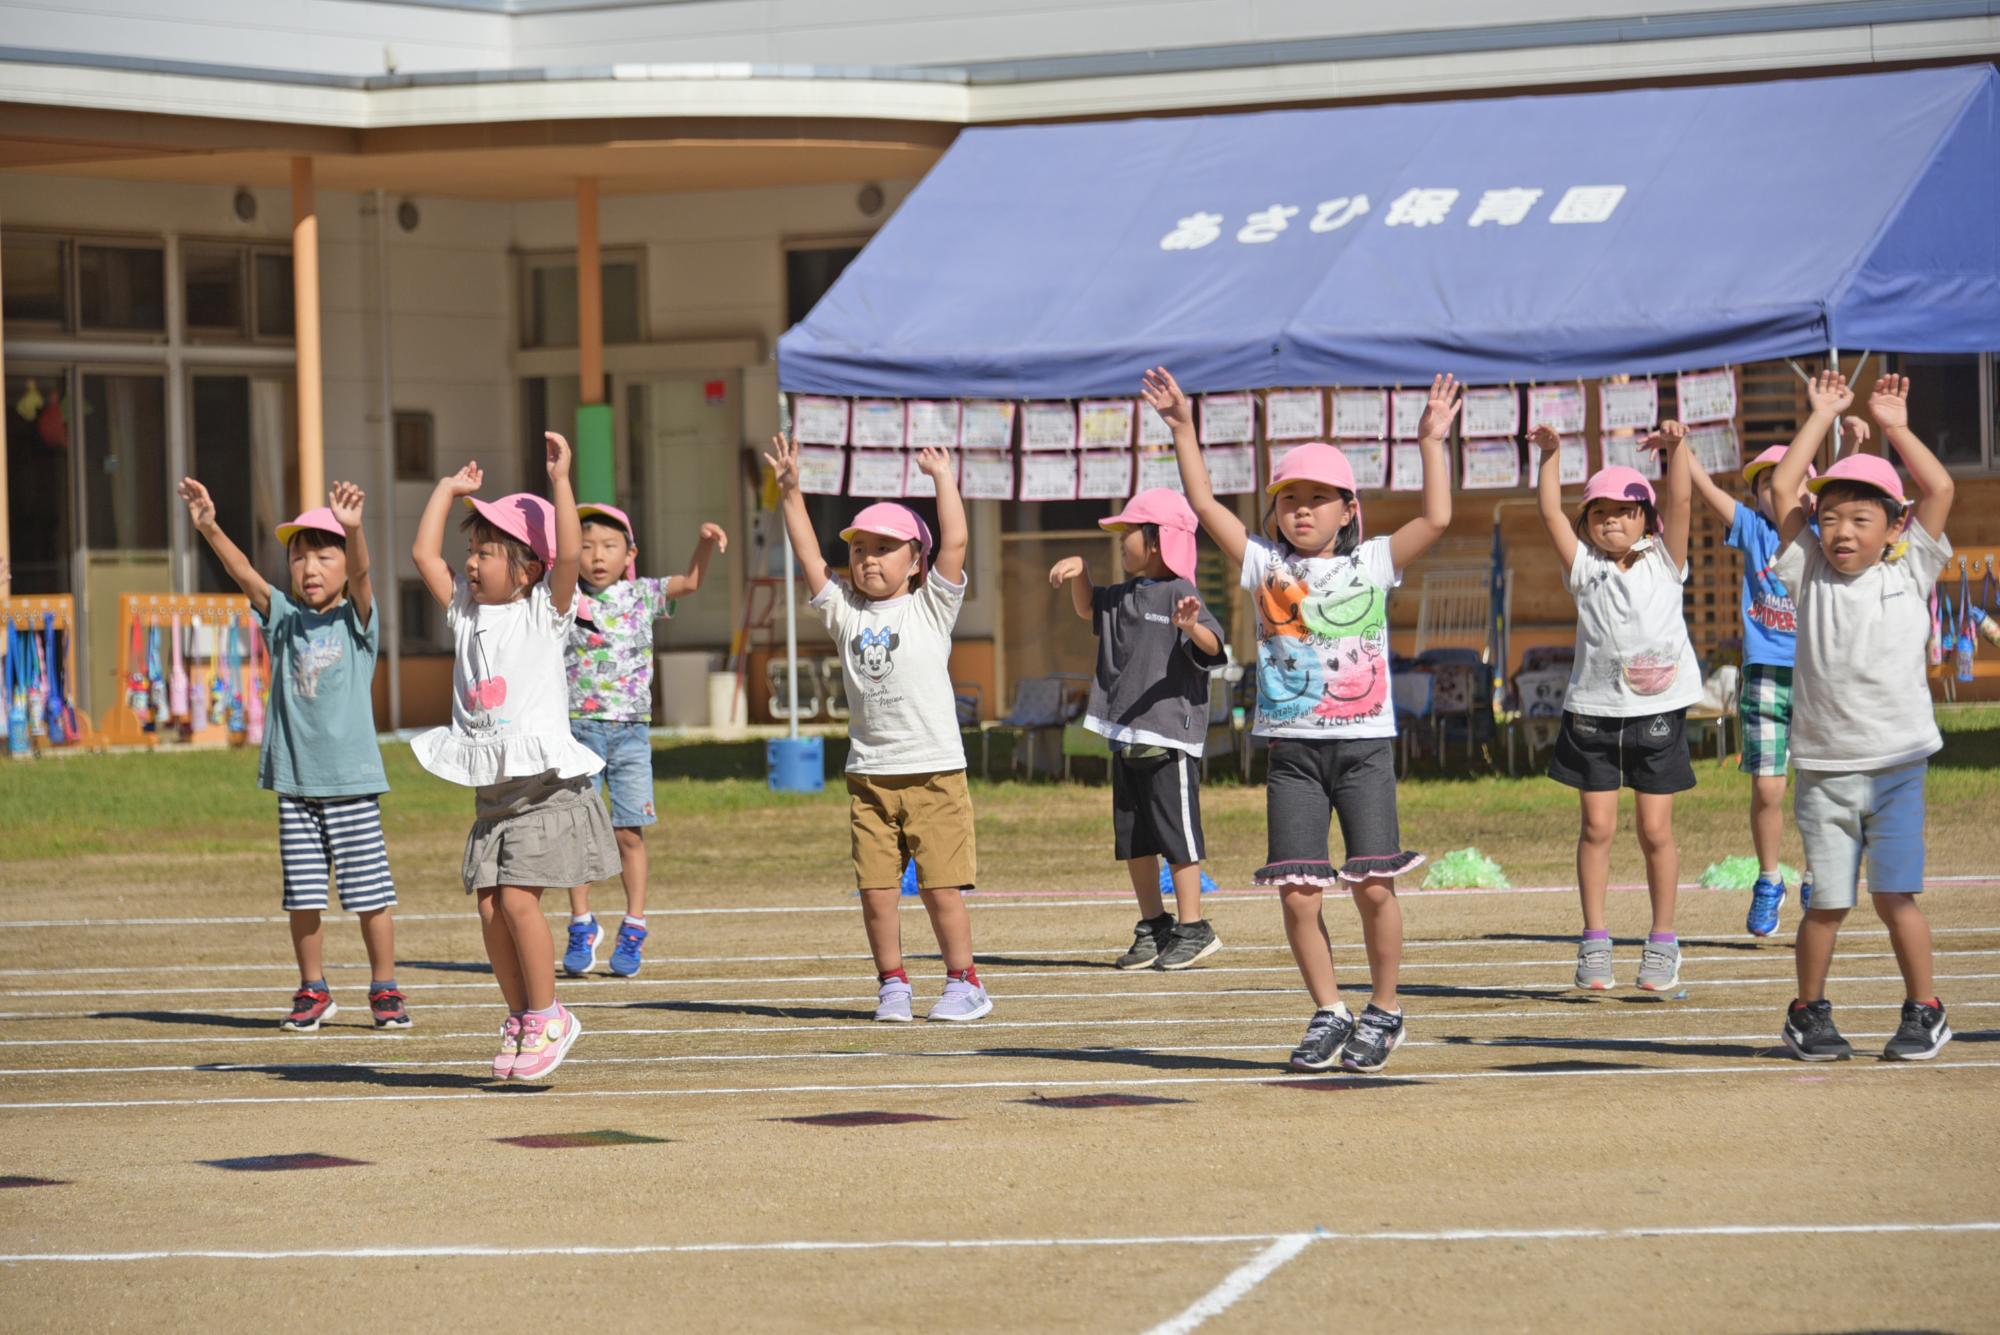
xmin=462 ymin=772 xmax=620 ymax=892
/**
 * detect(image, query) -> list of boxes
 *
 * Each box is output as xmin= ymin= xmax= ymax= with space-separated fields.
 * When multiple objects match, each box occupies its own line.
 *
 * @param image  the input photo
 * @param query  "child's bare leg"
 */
xmin=1279 ymin=885 xmax=1341 ymax=1008
xmin=476 ymin=889 xmax=527 ymax=1012
xmin=859 ymin=887 xmax=904 ymax=974
xmin=616 ymin=827 xmax=649 ymax=919
xmin=1751 ymin=776 xmax=1788 ymax=871
xmin=567 ymin=884 xmax=592 ymax=918
xmin=289 ymin=910 xmax=325 ymax=984
xmin=1576 ymin=791 xmax=1619 ymax=931
xmin=497 ymin=886 xmax=556 ymax=1011
xmin=1633 ymin=791 xmax=1679 ymax=934
xmin=1795 ymin=907 xmax=1848 ymax=1002
xmin=918 ymin=887 xmax=974 ymax=973
xmin=1127 ymin=856 xmax=1166 ymax=919
xmin=1168 ymin=862 xmax=1205 ymax=923
xmin=1349 ymin=877 xmax=1402 ymax=1010
xmin=1873 ymin=893 xmax=1935 ymax=1002
xmin=356 ymin=908 xmax=396 ymax=981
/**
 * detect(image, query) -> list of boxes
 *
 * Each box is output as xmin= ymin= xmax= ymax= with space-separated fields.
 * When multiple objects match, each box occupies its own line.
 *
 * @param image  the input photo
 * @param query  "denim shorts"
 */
xmin=571 ymin=718 xmax=657 ymax=828
xmin=1794 ymin=760 xmax=1928 ymax=910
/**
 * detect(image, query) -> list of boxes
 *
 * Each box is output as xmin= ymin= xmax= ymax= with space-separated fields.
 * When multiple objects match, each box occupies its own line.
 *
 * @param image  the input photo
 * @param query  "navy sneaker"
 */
xmin=1340 ymin=1004 xmax=1406 ymax=1074
xmin=609 ymin=922 xmax=648 ymax=977
xmin=1288 ymin=1007 xmax=1355 ymax=1071
xmin=1746 ymin=874 xmax=1786 ymax=937
xmin=563 ymin=916 xmax=603 ymax=977
xmin=1799 ymin=870 xmax=1815 ymax=912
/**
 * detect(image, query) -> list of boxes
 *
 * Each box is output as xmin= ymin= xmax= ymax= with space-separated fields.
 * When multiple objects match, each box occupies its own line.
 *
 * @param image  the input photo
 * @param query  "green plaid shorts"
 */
xmin=1737 ymin=664 xmax=1793 ymax=777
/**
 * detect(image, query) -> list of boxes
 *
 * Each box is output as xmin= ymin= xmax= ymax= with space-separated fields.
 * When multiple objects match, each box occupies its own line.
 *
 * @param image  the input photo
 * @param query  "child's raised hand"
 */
xmin=698 ymin=522 xmax=729 ymax=553
xmin=1528 ymin=424 xmax=1563 ymax=456
xmin=443 ymin=461 xmax=484 ymax=497
xmin=1048 ymin=555 xmax=1086 ymax=587
xmin=1868 ymin=374 xmax=1911 ymax=430
xmin=1171 ymin=595 xmax=1205 ymax=632
xmin=1806 ymin=368 xmax=1854 ymax=417
xmin=915 ymin=446 xmax=953 ymax=480
xmin=1418 ymin=373 xmax=1464 ymax=441
xmin=763 ymin=433 xmax=802 ymax=492
xmin=1141 ymin=366 xmax=1193 ymax=431
xmin=544 ymin=431 xmax=572 ymax=481
xmin=328 ymin=480 xmax=366 ymax=529
xmin=1839 ymin=415 xmax=1871 ymax=451
xmin=1640 ymin=419 xmax=1687 ymax=456
xmin=177 ymin=477 xmax=217 ymax=531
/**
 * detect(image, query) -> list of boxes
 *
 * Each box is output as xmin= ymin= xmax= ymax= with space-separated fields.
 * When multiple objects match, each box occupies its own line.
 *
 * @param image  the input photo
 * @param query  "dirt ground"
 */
xmin=2 ymin=776 xmax=1997 ymax=1333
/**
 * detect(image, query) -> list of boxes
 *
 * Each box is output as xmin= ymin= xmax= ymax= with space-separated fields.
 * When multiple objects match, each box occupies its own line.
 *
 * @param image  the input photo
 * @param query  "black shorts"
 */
xmin=1257 ymin=736 xmax=1424 ymax=886
xmin=1112 ymin=748 xmax=1204 ymax=865
xmin=1548 ymin=709 xmax=1697 ymax=794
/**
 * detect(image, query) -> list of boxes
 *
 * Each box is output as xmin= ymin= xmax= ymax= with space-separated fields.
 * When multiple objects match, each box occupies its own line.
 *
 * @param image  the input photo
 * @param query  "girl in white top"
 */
xmin=411 ymin=434 xmax=617 ymax=1083
xmin=1533 ymin=421 xmax=1701 ymax=996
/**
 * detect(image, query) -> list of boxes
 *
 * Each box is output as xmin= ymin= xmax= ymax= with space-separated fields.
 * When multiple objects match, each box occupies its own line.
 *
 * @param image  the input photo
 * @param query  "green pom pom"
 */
xmin=1422 ymin=848 xmax=1511 ymax=890
xmin=1697 ymin=856 xmax=1804 ymax=890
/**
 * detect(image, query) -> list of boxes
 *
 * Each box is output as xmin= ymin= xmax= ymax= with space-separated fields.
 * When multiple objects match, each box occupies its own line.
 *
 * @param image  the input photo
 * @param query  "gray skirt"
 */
xmin=462 ymin=772 xmax=620 ymax=892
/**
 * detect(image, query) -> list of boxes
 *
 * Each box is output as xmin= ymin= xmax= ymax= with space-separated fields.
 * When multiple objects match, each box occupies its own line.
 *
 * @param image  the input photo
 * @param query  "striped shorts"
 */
xmin=278 ymin=794 xmax=397 ymax=913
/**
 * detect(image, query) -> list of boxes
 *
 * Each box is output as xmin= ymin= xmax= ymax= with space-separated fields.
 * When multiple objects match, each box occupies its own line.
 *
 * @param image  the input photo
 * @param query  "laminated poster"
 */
xmin=960 ymin=400 xmax=1016 ymax=451
xmin=1079 ymin=451 xmax=1135 ymax=500
xmin=1601 ymin=434 xmax=1663 ymax=479
xmin=1391 ymin=389 xmax=1431 ymax=440
xmin=1265 ymin=389 xmax=1324 ymax=441
xmin=1332 ymin=389 xmax=1388 ymax=440
xmin=1019 ymin=452 xmax=1079 ymax=501
xmin=847 ymin=449 xmax=906 ymax=496
xmin=903 ymin=450 xmax=956 ymax=498
xmin=1688 ymin=423 xmax=1741 ymax=475
xmin=1021 ymin=401 xmax=1079 ymax=452
xmin=1461 ymin=438 xmax=1522 ymax=490
xmin=1391 ymin=442 xmax=1425 ymax=492
xmin=1526 ymin=384 xmax=1586 ymax=436
xmin=1599 ymin=378 xmax=1659 ymax=433
xmin=1677 ymin=368 xmax=1737 ymax=425
xmin=905 ymin=400 xmax=961 ymax=449
xmin=1205 ymin=445 xmax=1255 ymax=495
xmin=1078 ymin=399 xmax=1136 ymax=451
xmin=1343 ymin=442 xmax=1388 ymax=490
xmin=960 ymin=451 xmax=1015 ymax=501
xmin=1461 ymin=387 xmax=1521 ymax=439
xmin=1528 ymin=436 xmax=1589 ymax=487
xmin=792 ymin=395 xmax=851 ymax=446
xmin=850 ymin=399 xmax=907 ymax=448
xmin=797 ymin=446 xmax=846 ymax=496
xmin=1198 ymin=393 xmax=1255 ymax=445
xmin=1137 ymin=402 xmax=1174 ymax=448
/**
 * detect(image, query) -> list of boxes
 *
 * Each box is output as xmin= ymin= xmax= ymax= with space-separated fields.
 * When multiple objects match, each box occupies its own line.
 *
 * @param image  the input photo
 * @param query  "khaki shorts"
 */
xmin=846 ymin=769 xmax=977 ymax=892
xmin=463 ymin=773 xmax=620 ymax=892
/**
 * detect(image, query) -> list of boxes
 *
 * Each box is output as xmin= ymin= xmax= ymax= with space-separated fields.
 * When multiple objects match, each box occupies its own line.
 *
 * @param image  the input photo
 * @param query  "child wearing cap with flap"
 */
xmin=764 ymin=432 xmax=990 ymax=1023
xmin=560 ymin=504 xmax=728 ymax=979
xmin=411 ymin=436 xmax=619 ymax=1081
xmin=1160 ymin=367 xmax=1461 ymax=1076
xmin=180 ymin=476 xmax=408 ymax=1032
xmin=1050 ymin=488 xmax=1228 ymax=971
xmin=1767 ymin=371 xmax=1955 ymax=1063
xmin=1534 ymin=418 xmax=1701 ymax=996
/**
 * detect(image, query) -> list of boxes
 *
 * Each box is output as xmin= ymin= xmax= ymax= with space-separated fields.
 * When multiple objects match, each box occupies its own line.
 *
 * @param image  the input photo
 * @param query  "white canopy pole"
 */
xmin=783 ymin=528 xmax=800 ymax=741
xmin=1829 ymin=345 xmax=1843 ymax=458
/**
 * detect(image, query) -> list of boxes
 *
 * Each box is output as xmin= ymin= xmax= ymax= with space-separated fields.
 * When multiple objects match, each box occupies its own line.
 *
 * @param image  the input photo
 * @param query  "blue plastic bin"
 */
xmin=767 ymin=736 xmax=825 ymax=792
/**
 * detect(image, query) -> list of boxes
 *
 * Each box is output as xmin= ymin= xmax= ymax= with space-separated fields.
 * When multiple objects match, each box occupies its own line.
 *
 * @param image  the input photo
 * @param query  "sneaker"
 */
xmin=1882 ymin=999 xmax=1953 ymax=1061
xmin=492 ymin=1014 xmax=523 ymax=1080
xmin=1154 ymin=920 xmax=1221 ymax=971
xmin=1574 ymin=937 xmax=1615 ymax=991
xmin=608 ymin=922 xmax=648 ymax=978
xmin=1782 ymin=998 xmax=1853 ymax=1062
xmin=563 ymin=916 xmax=603 ymax=977
xmin=368 ymin=986 xmax=412 ymax=1030
xmin=511 ymin=1003 xmax=582 ymax=1080
xmin=1340 ymin=1004 xmax=1406 ymax=1074
xmin=1746 ymin=875 xmax=1786 ymax=937
xmin=874 ymin=977 xmax=914 ymax=1023
xmin=926 ymin=977 xmax=993 ymax=1022
xmin=280 ymin=987 xmax=336 ymax=1032
xmin=1636 ymin=939 xmax=1682 ymax=992
xmin=1799 ymin=871 xmax=1815 ymax=912
xmin=1115 ymin=914 xmax=1175 ymax=970
xmin=1288 ymin=1006 xmax=1355 ymax=1072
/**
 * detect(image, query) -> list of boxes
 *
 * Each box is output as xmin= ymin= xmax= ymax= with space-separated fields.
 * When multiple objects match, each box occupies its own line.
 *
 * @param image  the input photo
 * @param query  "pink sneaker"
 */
xmin=492 ymin=1014 xmax=523 ymax=1080
xmin=510 ymin=1003 xmax=582 ymax=1081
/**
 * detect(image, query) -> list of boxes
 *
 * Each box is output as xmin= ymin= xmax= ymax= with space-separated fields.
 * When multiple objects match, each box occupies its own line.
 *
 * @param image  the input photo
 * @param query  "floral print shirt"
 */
xmin=566 ymin=577 xmax=674 ymax=722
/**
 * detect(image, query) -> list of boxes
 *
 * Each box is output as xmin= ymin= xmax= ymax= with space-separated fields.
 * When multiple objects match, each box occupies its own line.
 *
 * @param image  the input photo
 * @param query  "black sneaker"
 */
xmin=1782 ymin=998 xmax=1852 ymax=1062
xmin=1881 ymin=999 xmax=1952 ymax=1061
xmin=1154 ymin=920 xmax=1221 ymax=971
xmin=1288 ymin=1006 xmax=1355 ymax=1071
xmin=1115 ymin=914 xmax=1175 ymax=970
xmin=1340 ymin=1004 xmax=1406 ymax=1074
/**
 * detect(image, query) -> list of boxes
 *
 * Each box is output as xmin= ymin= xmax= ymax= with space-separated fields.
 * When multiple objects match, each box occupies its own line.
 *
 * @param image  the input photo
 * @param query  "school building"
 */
xmin=4 ymin=1 xmax=1999 ymax=729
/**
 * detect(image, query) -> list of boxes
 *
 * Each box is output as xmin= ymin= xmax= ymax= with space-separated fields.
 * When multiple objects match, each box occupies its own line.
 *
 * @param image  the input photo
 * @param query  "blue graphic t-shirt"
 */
xmin=255 ymin=589 xmax=388 ymax=798
xmin=1727 ymin=505 xmax=1798 ymax=669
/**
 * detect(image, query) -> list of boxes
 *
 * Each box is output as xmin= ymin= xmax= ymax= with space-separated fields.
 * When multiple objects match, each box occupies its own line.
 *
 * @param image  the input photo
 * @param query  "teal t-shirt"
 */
xmin=256 ymin=590 xmax=388 ymax=798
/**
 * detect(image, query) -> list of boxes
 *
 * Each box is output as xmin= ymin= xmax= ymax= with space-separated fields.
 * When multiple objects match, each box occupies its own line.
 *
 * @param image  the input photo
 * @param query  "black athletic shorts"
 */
xmin=1112 ymin=748 xmax=1204 ymax=866
xmin=1548 ymin=708 xmax=1697 ymax=794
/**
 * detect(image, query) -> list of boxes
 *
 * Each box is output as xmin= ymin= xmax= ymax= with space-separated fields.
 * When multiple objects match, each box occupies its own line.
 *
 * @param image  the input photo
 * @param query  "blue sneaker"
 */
xmin=1746 ymin=875 xmax=1786 ymax=937
xmin=609 ymin=922 xmax=648 ymax=977
xmin=563 ymin=916 xmax=603 ymax=977
xmin=1799 ymin=871 xmax=1814 ymax=912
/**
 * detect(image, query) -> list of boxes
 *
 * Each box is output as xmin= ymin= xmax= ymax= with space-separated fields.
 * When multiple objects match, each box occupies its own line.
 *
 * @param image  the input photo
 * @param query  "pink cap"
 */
xmin=841 ymin=502 xmax=934 ymax=559
xmin=1808 ymin=453 xmax=1907 ymax=506
xmin=463 ymin=492 xmax=556 ymax=565
xmin=1580 ymin=467 xmax=1661 ymax=532
xmin=1101 ymin=488 xmax=1200 ymax=583
xmin=579 ymin=503 xmax=638 ymax=579
xmin=276 ymin=507 xmax=345 ymax=545
xmin=1266 ymin=442 xmax=1363 ymax=538
xmin=1741 ymin=445 xmax=1816 ymax=484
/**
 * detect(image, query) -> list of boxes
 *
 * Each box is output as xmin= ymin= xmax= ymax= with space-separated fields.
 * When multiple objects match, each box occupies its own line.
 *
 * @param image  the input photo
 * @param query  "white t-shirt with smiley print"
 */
xmin=1240 ymin=534 xmax=1401 ymax=741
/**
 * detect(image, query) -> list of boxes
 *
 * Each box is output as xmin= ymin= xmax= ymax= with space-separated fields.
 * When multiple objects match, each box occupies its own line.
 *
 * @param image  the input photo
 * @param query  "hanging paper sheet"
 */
xmin=1079 ymin=451 xmax=1135 ymax=499
xmin=1688 ymin=423 xmax=1741 ymax=474
xmin=1265 ymin=389 xmax=1324 ymax=441
xmin=904 ymin=450 xmax=960 ymax=498
xmin=848 ymin=449 xmax=906 ymax=495
xmin=960 ymin=451 xmax=1015 ymax=500
xmin=906 ymin=400 xmax=962 ymax=449
xmin=1461 ymin=439 xmax=1522 ymax=489
xmin=1332 ymin=389 xmax=1388 ymax=440
xmin=1020 ymin=452 xmax=1080 ymax=501
xmin=798 ymin=446 xmax=847 ymax=495
xmin=1601 ymin=434 xmax=1663 ymax=479
xmin=1527 ymin=384 xmax=1587 ymax=436
xmin=851 ymin=399 xmax=908 ymax=448
xmin=1599 ymin=378 xmax=1659 ymax=432
xmin=1391 ymin=389 xmax=1431 ymax=440
xmin=1461 ymin=387 xmax=1521 ymax=438
xmin=1137 ymin=402 xmax=1173 ymax=448
xmin=1198 ymin=393 xmax=1255 ymax=445
xmin=793 ymin=395 xmax=851 ymax=446
xmin=1079 ymin=399 xmax=1136 ymax=451
xmin=1205 ymin=445 xmax=1256 ymax=494
xmin=1528 ymin=436 xmax=1589 ymax=487
xmin=1676 ymin=368 xmax=1737 ymax=425
xmin=1391 ymin=442 xmax=1426 ymax=491
xmin=1022 ymin=401 xmax=1079 ymax=451
xmin=1343 ymin=442 xmax=1389 ymax=490
xmin=960 ymin=400 xmax=1016 ymax=451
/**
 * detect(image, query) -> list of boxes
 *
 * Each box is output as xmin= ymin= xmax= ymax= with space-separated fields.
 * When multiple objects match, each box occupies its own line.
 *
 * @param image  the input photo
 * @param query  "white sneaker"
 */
xmin=874 ymin=977 xmax=914 ymax=1023
xmin=926 ymin=977 xmax=993 ymax=1022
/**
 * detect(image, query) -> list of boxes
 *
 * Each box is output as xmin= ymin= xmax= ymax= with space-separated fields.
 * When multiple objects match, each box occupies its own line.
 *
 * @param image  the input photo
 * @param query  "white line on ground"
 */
xmin=1146 ymin=1233 xmax=1319 ymax=1335
xmin=0 ymin=1220 xmax=1994 ymax=1265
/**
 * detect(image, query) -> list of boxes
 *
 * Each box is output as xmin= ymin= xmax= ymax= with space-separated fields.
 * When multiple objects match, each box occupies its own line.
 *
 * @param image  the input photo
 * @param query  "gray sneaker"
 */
xmin=1154 ymin=920 xmax=1221 ymax=971
xmin=1287 ymin=1006 xmax=1355 ymax=1071
xmin=874 ymin=977 xmax=914 ymax=1023
xmin=1635 ymin=939 xmax=1681 ymax=992
xmin=926 ymin=977 xmax=993 ymax=1022
xmin=1574 ymin=936 xmax=1615 ymax=991
xmin=1116 ymin=914 xmax=1175 ymax=970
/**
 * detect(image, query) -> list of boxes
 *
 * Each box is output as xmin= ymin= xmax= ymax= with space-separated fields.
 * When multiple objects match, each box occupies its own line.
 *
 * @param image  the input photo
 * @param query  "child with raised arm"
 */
xmin=178 ymin=477 xmax=407 ymax=1032
xmin=764 ymin=433 xmax=990 ymax=1023
xmin=1769 ymin=372 xmax=1955 ymax=1062
xmin=1156 ymin=366 xmax=1458 ymax=1074
xmin=410 ymin=436 xmax=617 ymax=1081
xmin=1535 ymin=419 xmax=1701 ymax=993
xmin=1049 ymin=488 xmax=1228 ymax=971
xmin=561 ymin=506 xmax=728 ymax=978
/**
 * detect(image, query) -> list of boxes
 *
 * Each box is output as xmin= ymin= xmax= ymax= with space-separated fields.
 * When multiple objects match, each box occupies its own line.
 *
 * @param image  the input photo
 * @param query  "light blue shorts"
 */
xmin=1793 ymin=760 xmax=1927 ymax=911
xmin=572 ymin=718 xmax=657 ymax=829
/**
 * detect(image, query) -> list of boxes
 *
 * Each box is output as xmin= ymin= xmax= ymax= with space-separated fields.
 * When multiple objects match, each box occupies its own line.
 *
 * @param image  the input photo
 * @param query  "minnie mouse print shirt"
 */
xmin=812 ymin=569 xmax=968 ymax=775
xmin=1240 ymin=535 xmax=1401 ymax=740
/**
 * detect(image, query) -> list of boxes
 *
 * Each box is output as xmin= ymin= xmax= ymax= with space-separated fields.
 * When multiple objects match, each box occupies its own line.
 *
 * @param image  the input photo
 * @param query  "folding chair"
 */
xmin=767 ymin=656 xmax=822 ymax=722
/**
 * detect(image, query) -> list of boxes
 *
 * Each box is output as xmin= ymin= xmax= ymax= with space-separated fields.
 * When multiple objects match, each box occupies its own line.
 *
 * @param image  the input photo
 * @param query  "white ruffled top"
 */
xmin=412 ymin=579 xmax=605 ymax=789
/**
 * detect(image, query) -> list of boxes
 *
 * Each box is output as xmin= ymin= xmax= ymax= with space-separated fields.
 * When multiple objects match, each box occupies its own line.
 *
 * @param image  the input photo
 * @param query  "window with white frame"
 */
xmin=518 ymin=249 xmax=644 ymax=349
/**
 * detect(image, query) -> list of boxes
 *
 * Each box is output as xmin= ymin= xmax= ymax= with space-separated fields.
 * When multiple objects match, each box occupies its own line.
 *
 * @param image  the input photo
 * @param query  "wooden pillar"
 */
xmin=292 ymin=157 xmax=325 ymax=511
xmin=573 ymin=177 xmax=614 ymax=503
xmin=0 ymin=224 xmax=10 ymax=575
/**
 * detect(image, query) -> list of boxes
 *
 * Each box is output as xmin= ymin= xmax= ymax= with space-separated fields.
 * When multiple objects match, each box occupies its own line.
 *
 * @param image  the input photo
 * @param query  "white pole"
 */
xmin=1828 ymin=345 xmax=1843 ymax=458
xmin=783 ymin=527 xmax=800 ymax=741
xmin=374 ymin=190 xmax=401 ymax=730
